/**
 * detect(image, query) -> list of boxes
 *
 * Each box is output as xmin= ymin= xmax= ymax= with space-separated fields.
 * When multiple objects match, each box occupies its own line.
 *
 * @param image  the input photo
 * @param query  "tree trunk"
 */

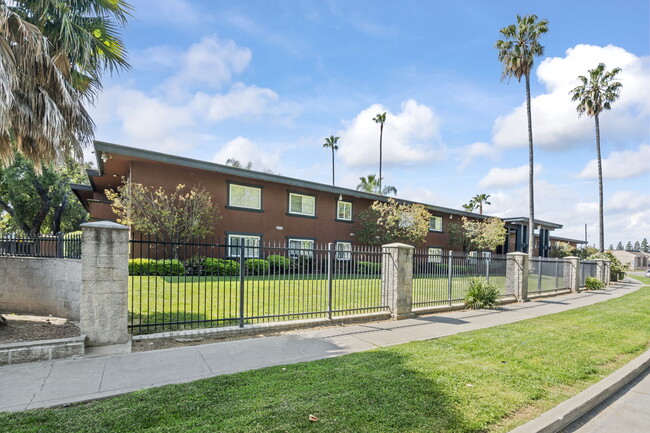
xmin=525 ymin=73 xmax=536 ymax=261
xmin=51 ymin=191 xmax=69 ymax=234
xmin=379 ymin=123 xmax=383 ymax=193
xmin=331 ymin=147 xmax=335 ymax=186
xmin=595 ymin=114 xmax=604 ymax=252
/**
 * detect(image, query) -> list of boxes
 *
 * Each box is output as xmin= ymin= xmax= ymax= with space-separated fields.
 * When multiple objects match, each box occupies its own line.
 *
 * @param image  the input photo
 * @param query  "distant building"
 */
xmin=608 ymin=250 xmax=649 ymax=270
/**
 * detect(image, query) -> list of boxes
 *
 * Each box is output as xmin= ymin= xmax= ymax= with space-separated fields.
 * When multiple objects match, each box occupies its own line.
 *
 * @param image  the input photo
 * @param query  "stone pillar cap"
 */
xmin=81 ymin=221 xmax=129 ymax=230
xmin=381 ymin=243 xmax=415 ymax=249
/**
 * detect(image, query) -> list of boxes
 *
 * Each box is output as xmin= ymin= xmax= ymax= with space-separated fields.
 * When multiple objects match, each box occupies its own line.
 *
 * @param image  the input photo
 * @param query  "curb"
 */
xmin=510 ymin=349 xmax=650 ymax=433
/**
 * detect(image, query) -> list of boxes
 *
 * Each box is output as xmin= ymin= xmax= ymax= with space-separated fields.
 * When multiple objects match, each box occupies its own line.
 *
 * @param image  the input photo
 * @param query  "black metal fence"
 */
xmin=529 ymin=257 xmax=569 ymax=295
xmin=580 ymin=260 xmax=599 ymax=286
xmin=412 ymin=250 xmax=508 ymax=308
xmin=128 ymin=234 xmax=389 ymax=334
xmin=0 ymin=232 xmax=82 ymax=259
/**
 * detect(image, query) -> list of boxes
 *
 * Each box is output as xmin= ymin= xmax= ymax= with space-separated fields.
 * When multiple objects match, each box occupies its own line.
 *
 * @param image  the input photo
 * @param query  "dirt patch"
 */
xmin=0 ymin=313 xmax=81 ymax=344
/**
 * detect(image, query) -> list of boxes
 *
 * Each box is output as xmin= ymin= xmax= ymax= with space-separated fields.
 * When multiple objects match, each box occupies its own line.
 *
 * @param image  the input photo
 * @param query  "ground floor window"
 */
xmin=288 ymin=238 xmax=315 ymax=258
xmin=227 ymin=234 xmax=261 ymax=258
xmin=427 ymin=247 xmax=443 ymax=263
xmin=336 ymin=241 xmax=352 ymax=260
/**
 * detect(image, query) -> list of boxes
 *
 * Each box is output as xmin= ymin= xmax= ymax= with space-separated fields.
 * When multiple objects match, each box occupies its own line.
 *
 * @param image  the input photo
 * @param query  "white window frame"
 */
xmin=288 ymin=193 xmax=316 ymax=216
xmin=288 ymin=238 xmax=315 ymax=258
xmin=481 ymin=251 xmax=492 ymax=258
xmin=468 ymin=251 xmax=478 ymax=264
xmin=227 ymin=234 xmax=261 ymax=258
xmin=427 ymin=247 xmax=443 ymax=263
xmin=429 ymin=216 xmax=443 ymax=232
xmin=229 ymin=184 xmax=261 ymax=210
xmin=336 ymin=242 xmax=352 ymax=261
xmin=337 ymin=201 xmax=352 ymax=221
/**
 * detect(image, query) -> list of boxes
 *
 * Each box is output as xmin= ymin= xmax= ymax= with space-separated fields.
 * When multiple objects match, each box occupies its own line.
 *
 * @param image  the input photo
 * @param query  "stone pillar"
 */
xmin=381 ymin=243 xmax=415 ymax=320
xmin=595 ymin=259 xmax=606 ymax=285
xmin=506 ymin=252 xmax=529 ymax=302
xmin=80 ymin=221 xmax=130 ymax=352
xmin=564 ymin=256 xmax=581 ymax=293
xmin=603 ymin=260 xmax=611 ymax=285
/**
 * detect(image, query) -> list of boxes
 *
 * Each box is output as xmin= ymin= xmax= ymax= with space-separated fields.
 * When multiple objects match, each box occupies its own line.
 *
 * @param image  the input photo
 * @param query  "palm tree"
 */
xmin=471 ymin=193 xmax=491 ymax=215
xmin=0 ymin=1 xmax=131 ymax=169
xmin=496 ymin=14 xmax=548 ymax=259
xmin=462 ymin=203 xmax=476 ymax=212
xmin=357 ymin=174 xmax=397 ymax=196
xmin=373 ymin=112 xmax=387 ymax=193
xmin=322 ymin=135 xmax=339 ymax=186
xmin=569 ymin=63 xmax=622 ymax=253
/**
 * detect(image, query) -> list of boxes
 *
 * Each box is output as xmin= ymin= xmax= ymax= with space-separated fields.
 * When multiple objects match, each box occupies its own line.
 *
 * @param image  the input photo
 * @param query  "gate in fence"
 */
xmin=529 ymin=257 xmax=570 ymax=295
xmin=128 ymin=234 xmax=389 ymax=334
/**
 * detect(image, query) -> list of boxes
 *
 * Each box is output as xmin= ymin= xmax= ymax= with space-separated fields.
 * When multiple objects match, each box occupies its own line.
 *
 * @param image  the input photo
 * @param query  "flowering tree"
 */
xmin=462 ymin=216 xmax=507 ymax=251
xmin=356 ymin=198 xmax=430 ymax=246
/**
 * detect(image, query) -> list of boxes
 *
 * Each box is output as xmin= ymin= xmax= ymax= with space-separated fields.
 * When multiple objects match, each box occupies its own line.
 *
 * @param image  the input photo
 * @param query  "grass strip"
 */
xmin=2 ymin=283 xmax=649 ymax=433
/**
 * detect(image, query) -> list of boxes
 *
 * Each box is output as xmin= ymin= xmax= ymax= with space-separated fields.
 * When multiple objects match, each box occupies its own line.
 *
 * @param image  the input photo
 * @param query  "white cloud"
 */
xmin=478 ymin=164 xmax=542 ymax=189
xmin=578 ymin=144 xmax=650 ymax=180
xmin=192 ymin=83 xmax=280 ymax=122
xmin=456 ymin=141 xmax=499 ymax=171
xmin=493 ymin=44 xmax=650 ymax=150
xmin=338 ymin=100 xmax=444 ymax=167
xmin=212 ymin=136 xmax=282 ymax=172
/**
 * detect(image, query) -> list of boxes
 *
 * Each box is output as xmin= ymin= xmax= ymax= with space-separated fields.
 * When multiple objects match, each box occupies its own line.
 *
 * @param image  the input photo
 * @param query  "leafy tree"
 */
xmin=575 ymin=246 xmax=599 ymax=259
xmin=642 ymin=238 xmax=649 ymax=253
xmin=322 ymin=135 xmax=339 ymax=186
xmin=625 ymin=241 xmax=632 ymax=251
xmin=225 ymin=158 xmax=275 ymax=174
xmin=106 ymin=182 xmax=220 ymax=244
xmin=570 ymin=63 xmax=622 ymax=252
xmin=608 ymin=244 xmax=614 ymax=251
xmin=633 ymin=241 xmax=641 ymax=251
xmin=462 ymin=216 xmax=507 ymax=251
xmin=448 ymin=221 xmax=471 ymax=252
xmin=356 ymin=174 xmax=397 ymax=196
xmin=471 ymin=194 xmax=491 ymax=215
xmin=616 ymin=241 xmax=624 ymax=250
xmin=0 ymin=152 xmax=87 ymax=235
xmin=550 ymin=242 xmax=575 ymax=258
xmin=496 ymin=14 xmax=548 ymax=261
xmin=462 ymin=202 xmax=477 ymax=212
xmin=1 ymin=1 xmax=131 ymax=169
xmin=356 ymin=198 xmax=430 ymax=246
xmin=372 ymin=112 xmax=387 ymax=193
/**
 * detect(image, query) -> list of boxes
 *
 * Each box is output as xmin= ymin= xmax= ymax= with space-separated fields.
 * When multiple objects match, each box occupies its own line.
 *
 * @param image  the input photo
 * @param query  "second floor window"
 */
xmin=429 ymin=216 xmax=443 ymax=232
xmin=289 ymin=193 xmax=315 ymax=216
xmin=337 ymin=201 xmax=352 ymax=221
xmin=229 ymin=184 xmax=261 ymax=210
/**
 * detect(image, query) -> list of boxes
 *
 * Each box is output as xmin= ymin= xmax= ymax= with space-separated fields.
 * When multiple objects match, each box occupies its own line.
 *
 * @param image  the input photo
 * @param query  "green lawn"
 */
xmin=129 ymin=274 xmax=516 ymax=332
xmin=3 ymin=285 xmax=649 ymax=432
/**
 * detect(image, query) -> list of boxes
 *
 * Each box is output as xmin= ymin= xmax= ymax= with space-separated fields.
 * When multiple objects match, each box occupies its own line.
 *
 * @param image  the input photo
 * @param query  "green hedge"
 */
xmin=245 ymin=258 xmax=269 ymax=275
xmin=357 ymin=261 xmax=381 ymax=274
xmin=128 ymin=258 xmax=185 ymax=276
xmin=267 ymin=255 xmax=292 ymax=273
xmin=204 ymin=258 xmax=240 ymax=276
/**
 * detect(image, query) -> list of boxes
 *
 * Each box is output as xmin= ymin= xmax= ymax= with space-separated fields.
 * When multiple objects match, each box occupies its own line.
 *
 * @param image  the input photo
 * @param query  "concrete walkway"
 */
xmin=0 ymin=279 xmax=644 ymax=413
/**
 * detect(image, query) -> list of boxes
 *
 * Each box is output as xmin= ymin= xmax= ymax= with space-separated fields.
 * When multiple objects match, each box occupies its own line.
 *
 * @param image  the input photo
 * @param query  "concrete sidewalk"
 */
xmin=0 ymin=279 xmax=643 ymax=412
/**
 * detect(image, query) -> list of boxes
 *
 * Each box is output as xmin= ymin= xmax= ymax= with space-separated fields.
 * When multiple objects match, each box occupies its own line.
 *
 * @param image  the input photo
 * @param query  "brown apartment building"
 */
xmin=73 ymin=141 xmax=568 ymax=258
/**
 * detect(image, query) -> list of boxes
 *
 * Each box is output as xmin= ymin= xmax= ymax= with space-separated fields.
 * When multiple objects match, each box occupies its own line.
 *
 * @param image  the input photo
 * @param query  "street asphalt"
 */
xmin=0 ymin=277 xmax=646 ymax=433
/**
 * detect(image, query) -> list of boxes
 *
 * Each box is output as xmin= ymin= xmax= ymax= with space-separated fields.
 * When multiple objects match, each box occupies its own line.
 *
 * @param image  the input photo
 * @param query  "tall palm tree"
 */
xmin=357 ymin=174 xmax=397 ymax=196
xmin=471 ymin=193 xmax=491 ymax=215
xmin=322 ymin=135 xmax=339 ymax=186
xmin=496 ymin=14 xmax=548 ymax=259
xmin=570 ymin=63 xmax=622 ymax=253
xmin=463 ymin=202 xmax=476 ymax=212
xmin=373 ymin=112 xmax=387 ymax=193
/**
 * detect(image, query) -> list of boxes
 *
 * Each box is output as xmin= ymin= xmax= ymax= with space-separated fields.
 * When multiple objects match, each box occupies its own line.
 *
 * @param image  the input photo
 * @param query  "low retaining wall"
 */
xmin=0 ymin=335 xmax=85 ymax=366
xmin=0 ymin=257 xmax=81 ymax=321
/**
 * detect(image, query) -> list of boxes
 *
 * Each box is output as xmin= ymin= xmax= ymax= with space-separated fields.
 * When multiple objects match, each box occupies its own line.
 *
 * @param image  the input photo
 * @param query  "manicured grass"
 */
xmin=3 ymin=286 xmax=649 ymax=432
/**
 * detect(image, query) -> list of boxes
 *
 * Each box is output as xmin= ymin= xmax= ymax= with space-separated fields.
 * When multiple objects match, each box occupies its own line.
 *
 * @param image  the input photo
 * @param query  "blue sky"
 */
xmin=91 ymin=0 xmax=650 ymax=248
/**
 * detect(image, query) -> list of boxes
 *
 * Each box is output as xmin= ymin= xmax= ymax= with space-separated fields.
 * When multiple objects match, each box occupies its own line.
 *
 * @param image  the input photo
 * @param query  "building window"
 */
xmin=288 ymin=238 xmax=315 ymax=258
xmin=336 ymin=242 xmax=352 ymax=261
xmin=289 ymin=193 xmax=315 ymax=216
xmin=227 ymin=234 xmax=261 ymax=258
xmin=229 ymin=184 xmax=261 ymax=210
xmin=468 ymin=251 xmax=478 ymax=264
xmin=427 ymin=247 xmax=443 ymax=263
xmin=481 ymin=251 xmax=492 ymax=258
xmin=337 ymin=201 xmax=352 ymax=221
xmin=429 ymin=216 xmax=443 ymax=232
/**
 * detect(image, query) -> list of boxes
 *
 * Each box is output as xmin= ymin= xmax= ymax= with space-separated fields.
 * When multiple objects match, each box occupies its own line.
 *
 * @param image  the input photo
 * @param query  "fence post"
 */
xmin=506 ymin=252 xmax=528 ymax=302
xmin=447 ymin=251 xmax=453 ymax=306
xmin=239 ymin=238 xmax=245 ymax=328
xmin=56 ymin=232 xmax=64 ymax=258
xmin=564 ymin=256 xmax=581 ymax=293
xmin=327 ymin=243 xmax=333 ymax=320
xmin=80 ymin=221 xmax=130 ymax=352
xmin=381 ymin=243 xmax=415 ymax=320
xmin=594 ymin=259 xmax=606 ymax=285
xmin=603 ymin=260 xmax=611 ymax=285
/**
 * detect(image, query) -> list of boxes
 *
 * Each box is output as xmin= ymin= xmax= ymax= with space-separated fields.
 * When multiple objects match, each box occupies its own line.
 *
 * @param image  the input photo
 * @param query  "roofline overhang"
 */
xmin=503 ymin=217 xmax=563 ymax=229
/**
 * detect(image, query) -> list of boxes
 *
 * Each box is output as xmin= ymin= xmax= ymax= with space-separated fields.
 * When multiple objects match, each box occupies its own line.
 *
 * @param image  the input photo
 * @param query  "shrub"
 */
xmin=464 ymin=278 xmax=500 ymax=309
xmin=156 ymin=259 xmax=185 ymax=276
xmin=204 ymin=258 xmax=240 ymax=276
xmin=129 ymin=258 xmax=157 ymax=275
xmin=184 ymin=256 xmax=206 ymax=276
xmin=585 ymin=276 xmax=605 ymax=290
xmin=245 ymin=258 xmax=269 ymax=275
xmin=267 ymin=255 xmax=292 ymax=273
xmin=357 ymin=261 xmax=381 ymax=274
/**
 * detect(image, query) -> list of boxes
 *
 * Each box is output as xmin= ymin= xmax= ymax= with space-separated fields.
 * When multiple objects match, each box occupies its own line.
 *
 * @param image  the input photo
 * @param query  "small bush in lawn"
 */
xmin=129 ymin=258 xmax=157 ymax=275
xmin=156 ymin=259 xmax=185 ymax=276
xmin=585 ymin=276 xmax=605 ymax=290
xmin=464 ymin=278 xmax=500 ymax=309
xmin=267 ymin=255 xmax=292 ymax=273
xmin=204 ymin=258 xmax=240 ymax=276
xmin=245 ymin=258 xmax=269 ymax=275
xmin=357 ymin=261 xmax=382 ymax=274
